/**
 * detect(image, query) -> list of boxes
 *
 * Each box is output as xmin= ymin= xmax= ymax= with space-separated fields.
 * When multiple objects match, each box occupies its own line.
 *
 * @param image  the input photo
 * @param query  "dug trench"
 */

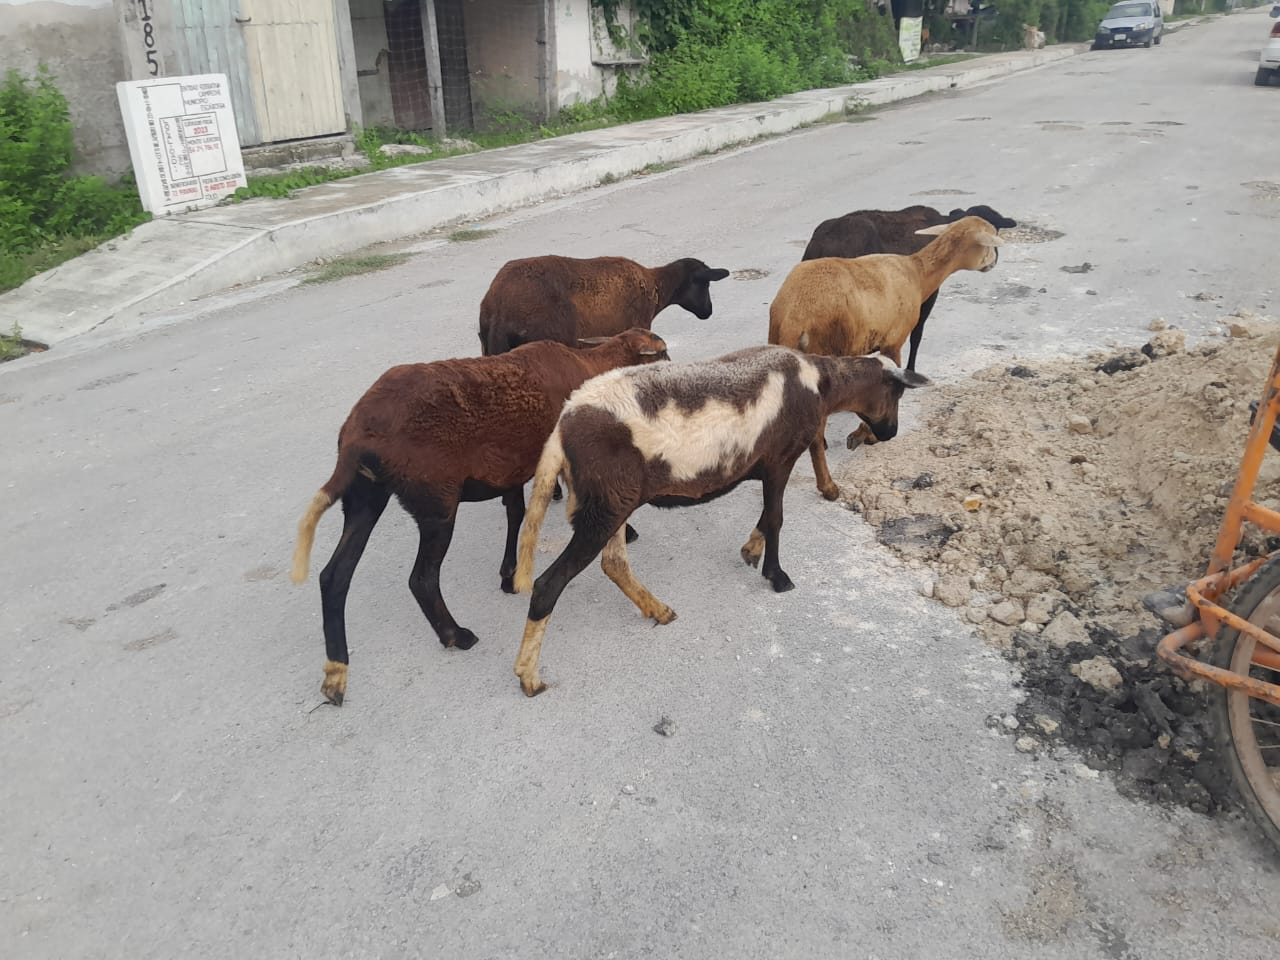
xmin=834 ymin=315 xmax=1280 ymax=816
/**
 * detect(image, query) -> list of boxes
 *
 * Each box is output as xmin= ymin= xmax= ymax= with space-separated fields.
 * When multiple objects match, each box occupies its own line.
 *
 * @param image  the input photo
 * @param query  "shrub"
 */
xmin=604 ymin=1 xmax=901 ymax=121
xmin=0 ymin=67 xmax=148 ymax=291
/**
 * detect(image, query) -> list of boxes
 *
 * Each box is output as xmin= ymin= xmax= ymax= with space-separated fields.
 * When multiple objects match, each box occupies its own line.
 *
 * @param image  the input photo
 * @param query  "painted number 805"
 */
xmin=138 ymin=0 xmax=158 ymax=76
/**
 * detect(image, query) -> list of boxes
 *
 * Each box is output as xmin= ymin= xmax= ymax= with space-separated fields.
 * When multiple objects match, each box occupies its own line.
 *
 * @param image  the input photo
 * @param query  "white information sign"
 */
xmin=116 ymin=73 xmax=247 ymax=215
xmin=898 ymin=17 xmax=923 ymax=64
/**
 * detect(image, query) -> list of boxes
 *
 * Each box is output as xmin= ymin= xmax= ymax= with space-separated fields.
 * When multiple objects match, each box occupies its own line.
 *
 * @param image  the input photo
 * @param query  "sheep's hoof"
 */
xmin=740 ymin=530 xmax=764 ymax=568
xmin=846 ymin=434 xmax=864 ymax=451
xmin=552 ymin=482 xmax=564 ymax=502
xmin=321 ymin=661 xmax=348 ymax=706
xmin=819 ymin=482 xmax=840 ymax=502
xmin=625 ymin=523 xmax=639 ymax=544
xmin=500 ymin=574 xmax=516 ymax=594
xmin=651 ymin=606 xmax=678 ymax=625
xmin=444 ymin=628 xmax=480 ymax=650
xmin=519 ymin=674 xmax=548 ymax=697
xmin=768 ymin=570 xmax=796 ymax=593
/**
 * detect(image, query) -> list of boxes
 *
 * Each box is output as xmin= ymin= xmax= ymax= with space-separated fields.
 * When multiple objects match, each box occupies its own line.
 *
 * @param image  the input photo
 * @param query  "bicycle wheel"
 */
xmin=1210 ymin=555 xmax=1280 ymax=850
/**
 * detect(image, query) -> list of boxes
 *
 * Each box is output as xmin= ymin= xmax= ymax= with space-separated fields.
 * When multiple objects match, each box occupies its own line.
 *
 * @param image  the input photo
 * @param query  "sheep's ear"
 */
xmin=697 ymin=267 xmax=730 ymax=282
xmin=576 ymin=336 xmax=609 ymax=347
xmin=998 ymin=216 xmax=1018 ymax=229
xmin=892 ymin=369 xmax=931 ymax=389
xmin=975 ymin=232 xmax=1005 ymax=248
xmin=915 ymin=224 xmax=949 ymax=236
xmin=948 ymin=208 xmax=967 ymax=221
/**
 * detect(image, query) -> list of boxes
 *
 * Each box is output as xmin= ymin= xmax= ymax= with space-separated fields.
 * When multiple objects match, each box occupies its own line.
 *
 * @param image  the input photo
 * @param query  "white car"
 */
xmin=1259 ymin=5 xmax=1280 ymax=86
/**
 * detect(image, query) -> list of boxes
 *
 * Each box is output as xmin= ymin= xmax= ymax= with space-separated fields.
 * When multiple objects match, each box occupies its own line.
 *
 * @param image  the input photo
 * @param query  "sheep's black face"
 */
xmin=868 ymin=418 xmax=899 ymax=443
xmin=673 ymin=262 xmax=730 ymax=319
xmin=952 ymin=205 xmax=1018 ymax=230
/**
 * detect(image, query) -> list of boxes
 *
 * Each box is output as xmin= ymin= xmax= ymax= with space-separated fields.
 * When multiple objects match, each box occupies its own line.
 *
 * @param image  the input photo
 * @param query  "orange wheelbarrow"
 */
xmin=1158 ymin=339 xmax=1280 ymax=850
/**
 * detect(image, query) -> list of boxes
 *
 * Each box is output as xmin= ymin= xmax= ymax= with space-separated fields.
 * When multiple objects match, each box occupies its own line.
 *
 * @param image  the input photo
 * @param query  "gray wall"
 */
xmin=0 ymin=0 xmax=130 ymax=177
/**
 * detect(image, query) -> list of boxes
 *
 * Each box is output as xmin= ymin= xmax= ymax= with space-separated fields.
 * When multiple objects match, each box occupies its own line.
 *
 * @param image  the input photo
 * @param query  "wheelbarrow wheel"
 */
xmin=1211 ymin=555 xmax=1280 ymax=850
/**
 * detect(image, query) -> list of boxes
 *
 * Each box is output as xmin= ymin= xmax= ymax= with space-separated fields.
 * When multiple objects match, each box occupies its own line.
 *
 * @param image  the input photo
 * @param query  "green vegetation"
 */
xmin=0 ymin=320 xmax=31 ymax=361
xmin=595 ymin=0 xmax=902 ymax=119
xmin=447 ymin=228 xmax=499 ymax=242
xmin=301 ymin=253 xmax=411 ymax=284
xmin=902 ymin=53 xmax=980 ymax=70
xmin=0 ymin=68 xmax=149 ymax=293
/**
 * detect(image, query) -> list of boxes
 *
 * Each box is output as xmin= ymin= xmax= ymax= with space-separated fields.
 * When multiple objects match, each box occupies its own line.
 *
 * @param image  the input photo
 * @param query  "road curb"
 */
xmin=0 ymin=30 xmax=1202 ymax=349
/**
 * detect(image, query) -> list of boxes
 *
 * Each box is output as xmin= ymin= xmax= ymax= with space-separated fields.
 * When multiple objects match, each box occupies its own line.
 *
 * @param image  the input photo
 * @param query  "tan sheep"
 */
xmin=768 ymin=215 xmax=1002 ymax=500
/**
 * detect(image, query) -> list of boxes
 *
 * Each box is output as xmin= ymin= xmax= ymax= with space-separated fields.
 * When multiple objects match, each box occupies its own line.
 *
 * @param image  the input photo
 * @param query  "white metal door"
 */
xmin=240 ymin=0 xmax=347 ymax=142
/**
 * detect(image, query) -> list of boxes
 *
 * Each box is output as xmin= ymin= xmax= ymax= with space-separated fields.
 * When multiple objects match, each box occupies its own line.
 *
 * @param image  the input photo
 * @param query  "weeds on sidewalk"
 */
xmin=0 ymin=321 xmax=32 ymax=361
xmin=301 ymin=253 xmax=411 ymax=285
xmin=448 ymin=229 xmax=498 ymax=242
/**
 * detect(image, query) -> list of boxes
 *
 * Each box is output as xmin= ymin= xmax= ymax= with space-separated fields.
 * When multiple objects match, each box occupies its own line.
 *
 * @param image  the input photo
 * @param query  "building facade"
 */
xmin=0 ymin=0 xmax=642 ymax=175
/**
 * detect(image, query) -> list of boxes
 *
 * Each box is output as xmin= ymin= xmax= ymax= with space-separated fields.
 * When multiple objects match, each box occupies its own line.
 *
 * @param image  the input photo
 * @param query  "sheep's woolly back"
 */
xmin=768 ymin=255 xmax=924 ymax=357
xmin=559 ymin=346 xmax=822 ymax=481
xmin=291 ymin=491 xmax=335 ymax=584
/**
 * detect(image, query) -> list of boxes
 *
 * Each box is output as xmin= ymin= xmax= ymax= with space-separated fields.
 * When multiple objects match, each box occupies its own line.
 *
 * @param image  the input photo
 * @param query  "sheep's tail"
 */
xmin=290 ymin=444 xmax=363 ymax=584
xmin=514 ymin=430 xmax=566 ymax=593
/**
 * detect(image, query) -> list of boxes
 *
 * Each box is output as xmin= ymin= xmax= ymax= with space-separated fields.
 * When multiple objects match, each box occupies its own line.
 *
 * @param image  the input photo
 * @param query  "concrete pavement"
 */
xmin=3 ymin=10 xmax=1279 ymax=957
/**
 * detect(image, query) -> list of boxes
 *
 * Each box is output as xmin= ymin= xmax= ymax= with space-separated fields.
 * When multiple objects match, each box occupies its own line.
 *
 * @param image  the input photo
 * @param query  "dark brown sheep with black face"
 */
xmin=289 ymin=328 xmax=669 ymax=706
xmin=509 ymin=345 xmax=928 ymax=697
xmin=478 ymin=254 xmax=730 ymax=356
xmin=801 ymin=203 xmax=1017 ymax=371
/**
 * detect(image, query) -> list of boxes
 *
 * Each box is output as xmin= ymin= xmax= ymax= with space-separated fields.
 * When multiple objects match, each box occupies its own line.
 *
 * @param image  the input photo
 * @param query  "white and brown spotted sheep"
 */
xmin=509 ymin=345 xmax=928 ymax=697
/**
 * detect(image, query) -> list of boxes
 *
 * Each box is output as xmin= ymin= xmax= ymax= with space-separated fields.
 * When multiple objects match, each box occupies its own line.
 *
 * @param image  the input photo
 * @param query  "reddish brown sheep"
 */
xmin=509 ymin=346 xmax=928 ymax=697
xmin=802 ymin=204 xmax=1016 ymax=371
xmin=478 ymin=254 xmax=729 ymax=356
xmin=289 ymin=328 xmax=669 ymax=706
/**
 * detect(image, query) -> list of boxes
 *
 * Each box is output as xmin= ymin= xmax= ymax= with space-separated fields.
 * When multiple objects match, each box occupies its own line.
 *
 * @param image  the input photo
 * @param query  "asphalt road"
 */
xmin=3 ymin=11 xmax=1279 ymax=958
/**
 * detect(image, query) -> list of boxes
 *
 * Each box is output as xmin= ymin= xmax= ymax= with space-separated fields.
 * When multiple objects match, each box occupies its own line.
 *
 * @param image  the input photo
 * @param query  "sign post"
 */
xmin=899 ymin=17 xmax=923 ymax=63
xmin=116 ymin=73 xmax=247 ymax=215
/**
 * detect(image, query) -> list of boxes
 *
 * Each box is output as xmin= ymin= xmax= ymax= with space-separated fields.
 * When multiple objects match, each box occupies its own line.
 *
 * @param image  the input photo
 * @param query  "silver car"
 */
xmin=1092 ymin=1 xmax=1164 ymax=49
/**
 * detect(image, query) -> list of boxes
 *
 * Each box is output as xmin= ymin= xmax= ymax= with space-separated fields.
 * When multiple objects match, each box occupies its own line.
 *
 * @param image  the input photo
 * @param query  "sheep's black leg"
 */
xmin=406 ymin=508 xmax=479 ymax=651
xmin=515 ymin=514 xmax=623 ymax=697
xmin=907 ymin=289 xmax=940 ymax=373
xmin=758 ymin=466 xmax=795 ymax=593
xmin=317 ymin=476 xmax=392 ymax=705
xmin=499 ymin=487 xmax=524 ymax=594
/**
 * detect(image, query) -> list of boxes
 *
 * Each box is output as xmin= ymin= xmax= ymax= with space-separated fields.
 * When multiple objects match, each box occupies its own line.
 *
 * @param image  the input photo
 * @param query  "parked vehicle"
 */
xmin=1092 ymin=0 xmax=1164 ymax=49
xmin=1258 ymin=4 xmax=1280 ymax=86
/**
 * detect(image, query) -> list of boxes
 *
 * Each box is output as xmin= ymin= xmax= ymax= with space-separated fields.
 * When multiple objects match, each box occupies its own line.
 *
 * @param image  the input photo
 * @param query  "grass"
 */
xmin=301 ymin=253 xmax=411 ymax=284
xmin=0 ymin=321 xmax=33 ymax=362
xmin=448 ymin=228 xmax=498 ymax=242
xmin=900 ymin=53 xmax=979 ymax=71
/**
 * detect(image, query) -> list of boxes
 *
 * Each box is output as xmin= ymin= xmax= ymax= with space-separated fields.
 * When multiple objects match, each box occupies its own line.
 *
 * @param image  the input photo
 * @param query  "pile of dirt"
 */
xmin=835 ymin=313 xmax=1280 ymax=814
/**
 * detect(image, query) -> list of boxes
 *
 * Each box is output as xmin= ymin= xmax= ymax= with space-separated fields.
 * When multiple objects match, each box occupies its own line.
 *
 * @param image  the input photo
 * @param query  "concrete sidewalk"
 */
xmin=0 ymin=34 xmax=1192 ymax=348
